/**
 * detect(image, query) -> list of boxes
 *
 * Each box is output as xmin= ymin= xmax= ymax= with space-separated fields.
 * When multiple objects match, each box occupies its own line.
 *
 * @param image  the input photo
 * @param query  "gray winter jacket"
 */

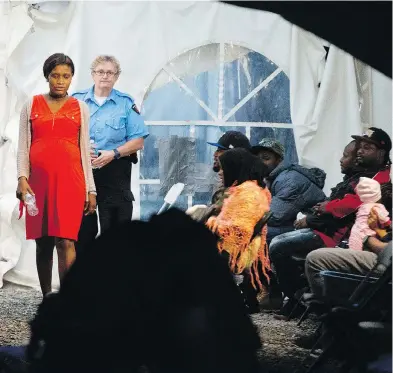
xmin=267 ymin=163 xmax=326 ymax=227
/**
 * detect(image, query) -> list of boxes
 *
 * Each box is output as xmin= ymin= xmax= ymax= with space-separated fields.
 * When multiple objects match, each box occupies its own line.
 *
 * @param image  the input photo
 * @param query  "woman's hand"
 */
xmin=84 ymin=193 xmax=97 ymax=216
xmin=16 ymin=177 xmax=34 ymax=202
xmin=294 ymin=217 xmax=307 ymax=229
xmin=92 ymin=150 xmax=115 ymax=169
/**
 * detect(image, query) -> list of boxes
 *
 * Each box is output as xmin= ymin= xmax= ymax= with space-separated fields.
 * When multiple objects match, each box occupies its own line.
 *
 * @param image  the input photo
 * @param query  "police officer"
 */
xmin=73 ymin=55 xmax=149 ymax=252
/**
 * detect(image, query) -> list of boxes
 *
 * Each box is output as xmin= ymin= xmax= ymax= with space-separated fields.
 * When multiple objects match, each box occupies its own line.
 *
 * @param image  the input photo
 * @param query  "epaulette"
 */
xmin=72 ymin=88 xmax=89 ymax=96
xmin=114 ymin=89 xmax=134 ymax=101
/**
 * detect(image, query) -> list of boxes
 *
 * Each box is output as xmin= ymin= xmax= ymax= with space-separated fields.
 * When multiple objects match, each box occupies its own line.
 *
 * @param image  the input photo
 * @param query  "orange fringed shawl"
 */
xmin=206 ymin=181 xmax=272 ymax=290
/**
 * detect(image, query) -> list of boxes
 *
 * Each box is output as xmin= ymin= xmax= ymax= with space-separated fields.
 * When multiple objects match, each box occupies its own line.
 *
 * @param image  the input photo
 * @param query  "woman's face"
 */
xmin=48 ymin=64 xmax=73 ymax=98
xmin=92 ymin=61 xmax=119 ymax=91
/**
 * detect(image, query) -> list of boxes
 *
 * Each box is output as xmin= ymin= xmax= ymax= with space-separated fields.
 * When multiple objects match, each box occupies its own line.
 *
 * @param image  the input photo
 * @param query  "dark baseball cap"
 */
xmin=207 ymin=131 xmax=251 ymax=150
xmin=352 ymin=127 xmax=392 ymax=152
xmin=251 ymin=138 xmax=285 ymax=159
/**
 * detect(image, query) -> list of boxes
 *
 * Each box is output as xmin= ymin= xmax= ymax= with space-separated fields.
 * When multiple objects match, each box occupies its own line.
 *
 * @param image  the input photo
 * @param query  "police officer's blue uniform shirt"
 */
xmin=72 ymin=86 xmax=149 ymax=151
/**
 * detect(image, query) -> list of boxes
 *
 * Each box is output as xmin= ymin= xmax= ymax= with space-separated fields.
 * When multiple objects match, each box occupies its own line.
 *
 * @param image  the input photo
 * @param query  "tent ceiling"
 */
xmin=223 ymin=1 xmax=392 ymax=78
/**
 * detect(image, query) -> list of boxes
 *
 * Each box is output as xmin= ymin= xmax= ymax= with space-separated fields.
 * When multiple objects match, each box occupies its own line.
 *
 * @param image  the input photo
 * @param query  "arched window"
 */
xmin=136 ymin=43 xmax=297 ymax=220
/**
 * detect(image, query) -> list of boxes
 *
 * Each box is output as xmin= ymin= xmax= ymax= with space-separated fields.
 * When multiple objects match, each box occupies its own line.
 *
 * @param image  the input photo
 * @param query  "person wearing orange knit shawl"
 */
xmin=206 ymin=148 xmax=272 ymax=292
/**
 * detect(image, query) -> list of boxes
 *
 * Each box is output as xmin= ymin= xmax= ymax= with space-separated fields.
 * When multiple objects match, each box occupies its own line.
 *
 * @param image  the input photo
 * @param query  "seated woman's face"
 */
xmin=48 ymin=64 xmax=73 ymax=97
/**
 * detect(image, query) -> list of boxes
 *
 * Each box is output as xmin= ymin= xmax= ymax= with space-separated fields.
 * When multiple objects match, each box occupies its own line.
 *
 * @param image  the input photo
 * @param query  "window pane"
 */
xmin=140 ymin=126 xmax=190 ymax=180
xmin=250 ymin=127 xmax=298 ymax=164
xmin=140 ymin=184 xmax=188 ymax=221
xmin=142 ymin=76 xmax=212 ymax=121
xmin=223 ymin=48 xmax=279 ymax=116
xmin=227 ymin=71 xmax=291 ymax=123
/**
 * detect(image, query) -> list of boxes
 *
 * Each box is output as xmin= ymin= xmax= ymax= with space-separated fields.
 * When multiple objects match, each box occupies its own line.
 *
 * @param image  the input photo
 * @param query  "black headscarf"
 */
xmin=219 ymin=148 xmax=268 ymax=188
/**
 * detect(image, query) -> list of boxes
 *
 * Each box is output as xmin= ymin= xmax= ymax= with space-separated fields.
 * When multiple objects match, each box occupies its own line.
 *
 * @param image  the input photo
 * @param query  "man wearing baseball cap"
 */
xmin=352 ymin=127 xmax=392 ymax=170
xmin=314 ymin=127 xmax=391 ymax=217
xmin=268 ymin=128 xmax=391 ymax=316
xmin=251 ymin=138 xmax=326 ymax=243
xmin=207 ymin=131 xmax=251 ymax=172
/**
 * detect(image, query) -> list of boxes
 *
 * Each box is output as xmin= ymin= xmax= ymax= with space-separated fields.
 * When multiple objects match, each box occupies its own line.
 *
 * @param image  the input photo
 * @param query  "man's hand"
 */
xmin=313 ymin=201 xmax=328 ymax=215
xmin=92 ymin=150 xmax=115 ymax=169
xmin=294 ymin=217 xmax=307 ymax=229
xmin=368 ymin=207 xmax=388 ymax=239
xmin=367 ymin=207 xmax=380 ymax=230
xmin=84 ymin=193 xmax=97 ymax=216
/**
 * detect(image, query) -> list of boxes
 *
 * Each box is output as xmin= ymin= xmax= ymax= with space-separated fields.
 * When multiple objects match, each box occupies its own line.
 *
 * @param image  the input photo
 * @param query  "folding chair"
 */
xmin=297 ymin=242 xmax=392 ymax=373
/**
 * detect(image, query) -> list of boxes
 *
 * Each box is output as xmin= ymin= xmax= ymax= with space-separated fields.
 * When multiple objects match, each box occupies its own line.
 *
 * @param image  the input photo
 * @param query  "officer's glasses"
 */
xmin=94 ymin=70 xmax=117 ymax=77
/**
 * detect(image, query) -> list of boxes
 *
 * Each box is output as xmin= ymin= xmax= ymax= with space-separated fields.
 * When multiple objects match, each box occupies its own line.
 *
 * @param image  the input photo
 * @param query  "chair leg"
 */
xmin=287 ymin=299 xmax=301 ymax=321
xmin=297 ymin=305 xmax=312 ymax=326
xmin=304 ymin=338 xmax=334 ymax=373
xmin=310 ymin=328 xmax=329 ymax=355
xmin=287 ymin=290 xmax=306 ymax=321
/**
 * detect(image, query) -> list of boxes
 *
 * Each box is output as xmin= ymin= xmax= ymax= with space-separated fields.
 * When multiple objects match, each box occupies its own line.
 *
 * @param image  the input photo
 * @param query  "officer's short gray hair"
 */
xmin=90 ymin=55 xmax=122 ymax=75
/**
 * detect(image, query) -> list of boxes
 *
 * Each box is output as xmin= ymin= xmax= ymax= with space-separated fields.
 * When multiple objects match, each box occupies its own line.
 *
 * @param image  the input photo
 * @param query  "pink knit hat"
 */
xmin=355 ymin=177 xmax=381 ymax=203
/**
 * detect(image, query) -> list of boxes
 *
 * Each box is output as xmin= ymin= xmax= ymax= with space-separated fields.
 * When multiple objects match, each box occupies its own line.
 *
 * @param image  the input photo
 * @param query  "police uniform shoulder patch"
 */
xmin=131 ymin=103 xmax=140 ymax=115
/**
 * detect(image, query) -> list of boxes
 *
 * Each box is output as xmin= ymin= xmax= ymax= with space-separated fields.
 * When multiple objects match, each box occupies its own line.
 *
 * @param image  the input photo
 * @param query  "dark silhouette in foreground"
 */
xmin=23 ymin=209 xmax=262 ymax=373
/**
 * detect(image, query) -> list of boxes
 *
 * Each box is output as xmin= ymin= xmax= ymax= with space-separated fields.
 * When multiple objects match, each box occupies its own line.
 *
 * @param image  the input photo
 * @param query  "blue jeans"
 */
xmin=267 ymin=226 xmax=295 ymax=246
xmin=269 ymin=228 xmax=325 ymax=298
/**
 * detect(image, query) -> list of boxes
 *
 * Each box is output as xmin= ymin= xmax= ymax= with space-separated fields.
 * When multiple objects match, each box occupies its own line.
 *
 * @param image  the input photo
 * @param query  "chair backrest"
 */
xmin=250 ymin=211 xmax=272 ymax=242
xmin=157 ymin=183 xmax=185 ymax=215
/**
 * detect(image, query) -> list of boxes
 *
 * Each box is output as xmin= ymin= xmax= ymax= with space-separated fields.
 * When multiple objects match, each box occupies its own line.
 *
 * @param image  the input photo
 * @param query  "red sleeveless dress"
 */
xmin=25 ymin=95 xmax=85 ymax=240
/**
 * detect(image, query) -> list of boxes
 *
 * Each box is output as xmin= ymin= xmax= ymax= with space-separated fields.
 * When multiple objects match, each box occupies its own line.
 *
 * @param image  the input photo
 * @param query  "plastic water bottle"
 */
xmin=25 ymin=193 xmax=39 ymax=216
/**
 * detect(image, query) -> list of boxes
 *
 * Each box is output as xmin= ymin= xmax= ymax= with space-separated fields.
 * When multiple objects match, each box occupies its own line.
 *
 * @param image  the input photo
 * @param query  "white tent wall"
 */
xmin=371 ymin=68 xmax=392 ymax=136
xmin=0 ymin=1 xmax=376 ymax=288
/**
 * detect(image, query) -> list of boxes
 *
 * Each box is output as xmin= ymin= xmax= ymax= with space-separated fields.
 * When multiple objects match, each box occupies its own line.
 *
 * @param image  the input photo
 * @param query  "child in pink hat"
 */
xmin=349 ymin=177 xmax=391 ymax=251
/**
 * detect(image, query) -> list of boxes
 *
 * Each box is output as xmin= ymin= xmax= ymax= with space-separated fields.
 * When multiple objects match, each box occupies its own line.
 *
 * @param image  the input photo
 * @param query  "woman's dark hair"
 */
xmin=43 ymin=53 xmax=75 ymax=79
xmin=219 ymin=148 xmax=268 ymax=188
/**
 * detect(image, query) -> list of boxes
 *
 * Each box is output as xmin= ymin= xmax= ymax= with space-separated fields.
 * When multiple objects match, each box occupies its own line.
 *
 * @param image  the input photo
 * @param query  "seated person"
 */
xmin=269 ymin=130 xmax=391 ymax=312
xmin=205 ymin=148 xmax=271 ymax=311
xmin=251 ymin=138 xmax=326 ymax=244
xmin=12 ymin=210 xmax=262 ymax=373
xmin=306 ymin=182 xmax=392 ymax=298
xmin=348 ymin=177 xmax=391 ymax=251
xmin=188 ymin=131 xmax=252 ymax=222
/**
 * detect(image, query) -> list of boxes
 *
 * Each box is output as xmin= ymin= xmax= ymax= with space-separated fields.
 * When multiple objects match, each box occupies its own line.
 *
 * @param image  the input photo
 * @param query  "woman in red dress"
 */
xmin=16 ymin=53 xmax=97 ymax=296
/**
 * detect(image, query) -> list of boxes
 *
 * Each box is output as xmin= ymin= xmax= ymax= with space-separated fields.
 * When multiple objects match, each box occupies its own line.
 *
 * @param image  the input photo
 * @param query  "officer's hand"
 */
xmin=90 ymin=143 xmax=98 ymax=160
xmin=92 ymin=150 xmax=115 ymax=169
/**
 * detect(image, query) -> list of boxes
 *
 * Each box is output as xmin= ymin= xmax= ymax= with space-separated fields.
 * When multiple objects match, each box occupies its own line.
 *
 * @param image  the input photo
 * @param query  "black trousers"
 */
xmin=75 ymin=159 xmax=134 ymax=255
xmin=75 ymin=202 xmax=133 ymax=255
